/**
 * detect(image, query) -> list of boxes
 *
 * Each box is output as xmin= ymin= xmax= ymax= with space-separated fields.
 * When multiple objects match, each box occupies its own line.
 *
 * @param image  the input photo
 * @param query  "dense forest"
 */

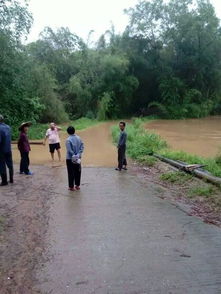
xmin=1 ymin=0 xmax=221 ymax=127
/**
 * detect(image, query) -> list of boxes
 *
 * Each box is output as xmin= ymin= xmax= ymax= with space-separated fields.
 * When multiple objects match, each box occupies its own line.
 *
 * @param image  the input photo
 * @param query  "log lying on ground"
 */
xmin=11 ymin=141 xmax=44 ymax=145
xmin=153 ymin=153 xmax=221 ymax=186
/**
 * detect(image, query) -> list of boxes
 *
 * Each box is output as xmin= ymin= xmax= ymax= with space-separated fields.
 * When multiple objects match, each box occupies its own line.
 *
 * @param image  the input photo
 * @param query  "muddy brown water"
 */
xmin=12 ymin=122 xmax=117 ymax=167
xmin=146 ymin=116 xmax=221 ymax=158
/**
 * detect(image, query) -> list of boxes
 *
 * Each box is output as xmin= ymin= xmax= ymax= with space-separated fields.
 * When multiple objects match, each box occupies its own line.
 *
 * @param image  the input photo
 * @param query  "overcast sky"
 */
xmin=27 ymin=0 xmax=221 ymax=43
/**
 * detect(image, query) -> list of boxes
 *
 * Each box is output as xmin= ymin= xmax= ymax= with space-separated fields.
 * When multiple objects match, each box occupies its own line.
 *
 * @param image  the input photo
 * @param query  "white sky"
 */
xmin=27 ymin=0 xmax=221 ymax=44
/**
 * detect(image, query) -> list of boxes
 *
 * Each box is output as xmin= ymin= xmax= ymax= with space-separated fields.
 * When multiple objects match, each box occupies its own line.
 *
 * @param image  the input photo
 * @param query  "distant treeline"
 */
xmin=1 ymin=0 xmax=221 ymax=127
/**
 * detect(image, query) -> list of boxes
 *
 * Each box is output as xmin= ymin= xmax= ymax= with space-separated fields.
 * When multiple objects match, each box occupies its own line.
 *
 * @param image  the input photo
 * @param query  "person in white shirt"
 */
xmin=44 ymin=123 xmax=62 ymax=161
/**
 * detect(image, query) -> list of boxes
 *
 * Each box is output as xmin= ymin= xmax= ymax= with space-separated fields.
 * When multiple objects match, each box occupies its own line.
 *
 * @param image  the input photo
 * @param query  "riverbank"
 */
xmin=112 ymin=118 xmax=221 ymax=177
xmin=112 ymin=118 xmax=221 ymax=224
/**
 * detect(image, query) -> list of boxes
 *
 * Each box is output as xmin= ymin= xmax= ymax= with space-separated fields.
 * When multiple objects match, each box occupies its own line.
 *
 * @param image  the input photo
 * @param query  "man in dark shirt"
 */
xmin=115 ymin=121 xmax=127 ymax=171
xmin=0 ymin=115 xmax=13 ymax=186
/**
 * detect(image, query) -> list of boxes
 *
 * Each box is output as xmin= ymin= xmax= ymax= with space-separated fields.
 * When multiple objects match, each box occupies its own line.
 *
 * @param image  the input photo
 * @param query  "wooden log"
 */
xmin=11 ymin=141 xmax=44 ymax=145
xmin=153 ymin=153 xmax=221 ymax=186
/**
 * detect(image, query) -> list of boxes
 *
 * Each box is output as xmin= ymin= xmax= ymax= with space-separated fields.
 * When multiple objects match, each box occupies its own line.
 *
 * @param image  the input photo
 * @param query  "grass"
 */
xmin=112 ymin=118 xmax=167 ymax=162
xmin=160 ymin=150 xmax=221 ymax=178
xmin=160 ymin=171 xmax=193 ymax=184
xmin=188 ymin=185 xmax=215 ymax=197
xmin=112 ymin=117 xmax=221 ymax=215
xmin=112 ymin=117 xmax=221 ymax=178
xmin=138 ymin=155 xmax=158 ymax=166
xmin=68 ymin=117 xmax=100 ymax=130
xmin=12 ymin=118 xmax=100 ymax=140
xmin=187 ymin=184 xmax=221 ymax=210
xmin=28 ymin=123 xmax=49 ymax=140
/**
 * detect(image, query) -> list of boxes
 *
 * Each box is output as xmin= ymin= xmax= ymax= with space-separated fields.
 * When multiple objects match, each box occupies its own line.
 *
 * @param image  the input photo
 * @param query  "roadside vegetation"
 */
xmin=112 ymin=118 xmax=221 ymax=178
xmin=112 ymin=118 xmax=167 ymax=162
xmin=160 ymin=170 xmax=221 ymax=218
xmin=188 ymin=186 xmax=216 ymax=198
xmin=160 ymin=172 xmax=193 ymax=185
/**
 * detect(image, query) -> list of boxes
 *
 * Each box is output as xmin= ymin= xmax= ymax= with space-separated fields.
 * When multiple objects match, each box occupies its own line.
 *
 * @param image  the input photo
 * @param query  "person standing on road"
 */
xmin=18 ymin=122 xmax=33 ymax=175
xmin=115 ymin=121 xmax=127 ymax=171
xmin=66 ymin=126 xmax=84 ymax=191
xmin=0 ymin=115 xmax=14 ymax=186
xmin=44 ymin=123 xmax=62 ymax=161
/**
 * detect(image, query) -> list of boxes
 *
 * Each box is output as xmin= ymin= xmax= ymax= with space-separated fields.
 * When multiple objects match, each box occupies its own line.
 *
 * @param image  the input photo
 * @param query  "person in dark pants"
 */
xmin=115 ymin=121 xmax=127 ymax=171
xmin=0 ymin=114 xmax=13 ymax=186
xmin=17 ymin=122 xmax=33 ymax=175
xmin=66 ymin=126 xmax=84 ymax=191
xmin=44 ymin=122 xmax=62 ymax=161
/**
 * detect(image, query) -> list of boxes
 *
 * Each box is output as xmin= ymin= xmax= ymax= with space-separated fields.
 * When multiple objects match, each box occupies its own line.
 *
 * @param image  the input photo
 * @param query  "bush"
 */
xmin=86 ymin=111 xmax=96 ymax=119
xmin=97 ymin=92 xmax=112 ymax=121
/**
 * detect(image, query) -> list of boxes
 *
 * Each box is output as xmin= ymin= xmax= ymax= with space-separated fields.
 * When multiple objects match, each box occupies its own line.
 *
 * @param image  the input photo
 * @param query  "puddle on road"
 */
xmin=146 ymin=116 xmax=221 ymax=158
xmin=12 ymin=122 xmax=117 ymax=168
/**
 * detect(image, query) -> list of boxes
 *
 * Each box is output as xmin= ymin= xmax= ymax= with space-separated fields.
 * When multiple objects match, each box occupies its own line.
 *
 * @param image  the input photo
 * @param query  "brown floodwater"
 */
xmin=12 ymin=122 xmax=117 ymax=167
xmin=146 ymin=116 xmax=221 ymax=158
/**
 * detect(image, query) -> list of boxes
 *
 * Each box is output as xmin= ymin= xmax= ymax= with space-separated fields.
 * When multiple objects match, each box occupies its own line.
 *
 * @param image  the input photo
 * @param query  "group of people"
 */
xmin=0 ymin=115 xmax=127 ymax=190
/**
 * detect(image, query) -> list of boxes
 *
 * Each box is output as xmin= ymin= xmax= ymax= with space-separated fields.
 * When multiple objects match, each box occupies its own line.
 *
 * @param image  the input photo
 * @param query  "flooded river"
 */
xmin=146 ymin=116 xmax=221 ymax=158
xmin=12 ymin=122 xmax=117 ymax=167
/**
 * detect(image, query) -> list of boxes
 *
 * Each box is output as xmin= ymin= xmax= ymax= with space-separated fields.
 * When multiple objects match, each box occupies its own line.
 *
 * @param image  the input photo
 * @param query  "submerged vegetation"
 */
xmin=1 ymin=0 xmax=221 ymax=132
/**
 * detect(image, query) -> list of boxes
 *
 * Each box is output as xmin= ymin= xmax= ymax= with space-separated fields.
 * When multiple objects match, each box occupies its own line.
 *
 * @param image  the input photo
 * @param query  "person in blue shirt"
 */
xmin=0 ymin=115 xmax=14 ymax=186
xmin=66 ymin=126 xmax=84 ymax=191
xmin=115 ymin=121 xmax=127 ymax=171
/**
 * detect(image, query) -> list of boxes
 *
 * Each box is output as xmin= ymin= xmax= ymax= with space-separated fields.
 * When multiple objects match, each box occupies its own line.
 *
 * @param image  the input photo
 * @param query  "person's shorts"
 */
xmin=49 ymin=143 xmax=61 ymax=153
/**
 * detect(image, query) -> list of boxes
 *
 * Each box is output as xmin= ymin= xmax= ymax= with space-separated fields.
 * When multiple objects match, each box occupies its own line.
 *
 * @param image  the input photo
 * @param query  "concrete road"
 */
xmin=36 ymin=167 xmax=221 ymax=294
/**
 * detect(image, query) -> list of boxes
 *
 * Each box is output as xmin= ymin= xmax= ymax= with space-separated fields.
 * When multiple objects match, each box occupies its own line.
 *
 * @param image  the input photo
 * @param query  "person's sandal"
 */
xmin=75 ymin=186 xmax=80 ymax=190
xmin=68 ymin=187 xmax=75 ymax=191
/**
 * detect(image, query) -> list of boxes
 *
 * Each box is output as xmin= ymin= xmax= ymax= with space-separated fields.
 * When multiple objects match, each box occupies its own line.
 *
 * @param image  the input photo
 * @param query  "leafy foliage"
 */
xmin=1 ymin=0 xmax=221 ymax=130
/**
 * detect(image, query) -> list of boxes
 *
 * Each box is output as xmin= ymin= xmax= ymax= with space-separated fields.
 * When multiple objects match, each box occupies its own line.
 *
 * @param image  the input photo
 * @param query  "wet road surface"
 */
xmin=35 ymin=167 xmax=221 ymax=294
xmin=9 ymin=122 xmax=221 ymax=293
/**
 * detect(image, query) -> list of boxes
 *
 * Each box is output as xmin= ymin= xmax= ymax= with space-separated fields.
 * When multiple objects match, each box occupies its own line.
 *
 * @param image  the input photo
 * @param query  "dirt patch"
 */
xmin=130 ymin=160 xmax=221 ymax=227
xmin=0 ymin=165 xmax=55 ymax=294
